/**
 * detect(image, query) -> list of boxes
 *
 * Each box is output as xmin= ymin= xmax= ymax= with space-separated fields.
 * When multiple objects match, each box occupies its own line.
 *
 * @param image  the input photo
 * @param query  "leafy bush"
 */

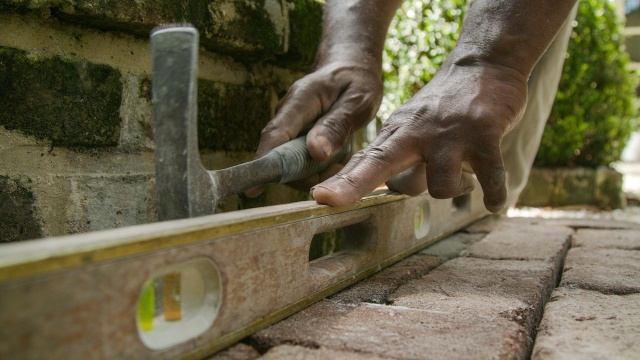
xmin=379 ymin=0 xmax=466 ymax=120
xmin=536 ymin=0 xmax=638 ymax=167
xmin=380 ymin=0 xmax=638 ymax=168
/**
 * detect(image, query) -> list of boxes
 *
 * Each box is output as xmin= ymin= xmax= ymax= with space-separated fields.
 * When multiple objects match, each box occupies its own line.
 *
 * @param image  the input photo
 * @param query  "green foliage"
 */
xmin=381 ymin=0 xmax=638 ymax=168
xmin=379 ymin=0 xmax=466 ymax=120
xmin=536 ymin=0 xmax=638 ymax=167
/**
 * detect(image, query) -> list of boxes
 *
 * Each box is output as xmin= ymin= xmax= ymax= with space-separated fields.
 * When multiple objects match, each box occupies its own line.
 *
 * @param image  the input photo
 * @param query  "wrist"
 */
xmin=314 ymin=0 xmax=400 ymax=72
xmin=444 ymin=43 xmax=531 ymax=81
xmin=315 ymin=43 xmax=382 ymax=73
xmin=452 ymin=0 xmax=577 ymax=79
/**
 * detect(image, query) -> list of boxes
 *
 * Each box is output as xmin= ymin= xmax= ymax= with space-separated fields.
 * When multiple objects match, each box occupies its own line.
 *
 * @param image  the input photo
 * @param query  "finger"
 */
xmin=245 ymin=185 xmax=266 ymax=198
xmin=255 ymin=81 xmax=341 ymax=159
xmin=310 ymin=120 xmax=395 ymax=185
xmin=246 ymin=82 xmax=341 ymax=198
xmin=386 ymin=163 xmax=428 ymax=196
xmin=246 ymin=157 xmax=346 ymax=199
xmin=311 ymin=133 xmax=421 ymax=207
xmin=286 ymin=175 xmax=319 ymax=193
xmin=426 ymin=153 xmax=476 ymax=199
xmin=467 ymin=145 xmax=507 ymax=213
xmin=286 ymin=162 xmax=345 ymax=192
xmin=307 ymin=87 xmax=379 ymax=161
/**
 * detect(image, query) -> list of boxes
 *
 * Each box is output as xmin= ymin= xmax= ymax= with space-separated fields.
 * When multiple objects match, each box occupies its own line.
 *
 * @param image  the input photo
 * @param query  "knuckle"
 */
xmin=480 ymin=169 xmax=506 ymax=193
xmin=427 ymin=180 xmax=459 ymax=199
xmin=318 ymin=118 xmax=353 ymax=144
xmin=349 ymin=149 xmax=368 ymax=163
xmin=332 ymin=171 xmax=363 ymax=190
xmin=378 ymin=121 xmax=401 ymax=137
xmin=260 ymin=121 xmax=280 ymax=136
xmin=347 ymin=91 xmax=382 ymax=118
xmin=363 ymin=145 xmax=394 ymax=166
xmin=288 ymin=78 xmax=307 ymax=93
xmin=426 ymin=169 xmax=468 ymax=199
xmin=260 ymin=121 xmax=291 ymax=142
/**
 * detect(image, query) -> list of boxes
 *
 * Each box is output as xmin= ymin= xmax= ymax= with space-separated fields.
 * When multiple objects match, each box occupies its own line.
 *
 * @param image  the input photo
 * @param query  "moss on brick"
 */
xmin=4 ymin=0 xmax=284 ymax=59
xmin=4 ymin=0 xmax=325 ymax=64
xmin=200 ymin=0 xmax=281 ymax=60
xmin=197 ymin=80 xmax=271 ymax=152
xmin=280 ymin=0 xmax=323 ymax=68
xmin=233 ymin=0 xmax=280 ymax=52
xmin=139 ymin=76 xmax=152 ymax=101
xmin=0 ymin=176 xmax=42 ymax=242
xmin=0 ymin=47 xmax=122 ymax=147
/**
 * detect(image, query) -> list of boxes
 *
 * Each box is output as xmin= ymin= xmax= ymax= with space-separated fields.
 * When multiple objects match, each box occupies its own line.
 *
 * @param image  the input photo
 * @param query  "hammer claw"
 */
xmin=152 ymin=26 xmax=350 ymax=220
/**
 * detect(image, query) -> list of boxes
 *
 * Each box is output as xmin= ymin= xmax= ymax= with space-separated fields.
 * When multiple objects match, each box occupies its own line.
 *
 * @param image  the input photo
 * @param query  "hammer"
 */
xmin=151 ymin=26 xmax=350 ymax=220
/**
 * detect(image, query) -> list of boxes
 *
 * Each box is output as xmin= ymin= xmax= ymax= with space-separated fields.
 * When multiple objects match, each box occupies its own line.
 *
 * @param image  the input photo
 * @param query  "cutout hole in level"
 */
xmin=137 ymin=257 xmax=222 ymax=350
xmin=414 ymin=202 xmax=431 ymax=239
xmin=308 ymin=219 xmax=377 ymax=285
xmin=308 ymin=220 xmax=376 ymax=263
xmin=452 ymin=193 xmax=471 ymax=213
xmin=309 ymin=228 xmax=344 ymax=261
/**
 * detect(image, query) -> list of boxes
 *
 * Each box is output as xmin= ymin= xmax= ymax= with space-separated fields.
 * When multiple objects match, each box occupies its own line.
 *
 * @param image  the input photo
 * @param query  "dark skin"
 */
xmin=248 ymin=0 xmax=577 ymax=213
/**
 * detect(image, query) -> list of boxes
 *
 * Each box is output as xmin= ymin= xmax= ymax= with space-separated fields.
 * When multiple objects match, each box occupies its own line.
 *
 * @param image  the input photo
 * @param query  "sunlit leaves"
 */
xmin=380 ymin=0 xmax=466 ymax=120
xmin=537 ymin=0 xmax=639 ymax=167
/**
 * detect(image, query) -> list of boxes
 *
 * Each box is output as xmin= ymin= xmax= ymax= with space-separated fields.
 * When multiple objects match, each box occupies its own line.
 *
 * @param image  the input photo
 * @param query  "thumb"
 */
xmin=307 ymin=89 xmax=379 ymax=162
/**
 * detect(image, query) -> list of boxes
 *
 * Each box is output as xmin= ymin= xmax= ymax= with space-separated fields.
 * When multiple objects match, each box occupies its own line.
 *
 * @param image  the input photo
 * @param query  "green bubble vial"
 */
xmin=138 ymin=280 xmax=155 ymax=331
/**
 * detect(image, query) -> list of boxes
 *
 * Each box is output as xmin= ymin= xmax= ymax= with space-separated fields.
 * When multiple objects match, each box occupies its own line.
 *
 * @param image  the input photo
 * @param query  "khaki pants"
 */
xmin=499 ymin=4 xmax=579 ymax=208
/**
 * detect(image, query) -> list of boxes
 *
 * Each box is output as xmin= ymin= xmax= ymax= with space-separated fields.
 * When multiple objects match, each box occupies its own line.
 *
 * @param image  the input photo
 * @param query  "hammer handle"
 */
xmin=274 ymin=136 xmax=350 ymax=183
xmin=212 ymin=136 xmax=350 ymax=199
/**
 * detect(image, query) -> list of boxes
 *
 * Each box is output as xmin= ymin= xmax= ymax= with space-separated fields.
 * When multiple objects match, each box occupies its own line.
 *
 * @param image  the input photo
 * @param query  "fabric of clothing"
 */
xmin=499 ymin=3 xmax=579 ymax=208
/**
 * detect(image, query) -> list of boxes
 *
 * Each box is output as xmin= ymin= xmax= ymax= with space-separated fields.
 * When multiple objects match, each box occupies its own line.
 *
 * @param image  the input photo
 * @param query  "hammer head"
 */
xmin=151 ymin=26 xmax=217 ymax=221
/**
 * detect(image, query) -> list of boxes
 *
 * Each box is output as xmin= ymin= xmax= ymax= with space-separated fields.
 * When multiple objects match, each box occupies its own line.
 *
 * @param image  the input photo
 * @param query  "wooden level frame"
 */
xmin=0 ymin=189 xmax=488 ymax=359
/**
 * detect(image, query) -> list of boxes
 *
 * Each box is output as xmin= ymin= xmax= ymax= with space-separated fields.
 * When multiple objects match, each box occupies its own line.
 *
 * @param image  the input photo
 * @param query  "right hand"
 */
xmin=245 ymin=60 xmax=383 ymax=197
xmin=310 ymin=54 xmax=529 ymax=213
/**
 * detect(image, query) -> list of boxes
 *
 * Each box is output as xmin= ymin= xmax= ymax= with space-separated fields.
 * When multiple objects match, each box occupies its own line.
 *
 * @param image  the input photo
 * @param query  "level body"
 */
xmin=0 ymin=189 xmax=488 ymax=359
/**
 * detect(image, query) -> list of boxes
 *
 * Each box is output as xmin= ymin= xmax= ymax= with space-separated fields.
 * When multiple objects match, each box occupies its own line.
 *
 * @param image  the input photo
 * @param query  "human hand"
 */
xmin=310 ymin=55 xmax=529 ymax=213
xmin=245 ymin=60 xmax=383 ymax=197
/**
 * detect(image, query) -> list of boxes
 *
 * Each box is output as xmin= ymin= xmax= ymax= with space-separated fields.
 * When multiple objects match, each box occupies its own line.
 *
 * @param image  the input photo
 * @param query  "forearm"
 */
xmin=453 ymin=0 xmax=577 ymax=78
xmin=315 ymin=0 xmax=402 ymax=68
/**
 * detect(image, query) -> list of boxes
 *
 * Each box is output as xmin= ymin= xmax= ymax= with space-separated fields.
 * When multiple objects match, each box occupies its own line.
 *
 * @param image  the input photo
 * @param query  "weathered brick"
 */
xmin=463 ymin=214 xmax=501 ymax=233
xmin=252 ymin=300 xmax=531 ymax=360
xmin=462 ymin=223 xmax=572 ymax=261
xmin=390 ymin=257 xmax=559 ymax=333
xmin=561 ymin=247 xmax=640 ymax=295
xmin=261 ymin=344 xmax=393 ymax=360
xmin=279 ymin=0 xmax=323 ymax=68
xmin=329 ymin=254 xmax=443 ymax=304
xmin=532 ymin=287 xmax=640 ymax=360
xmin=419 ymin=232 xmax=486 ymax=259
xmin=207 ymin=343 xmax=260 ymax=360
xmin=572 ymin=228 xmax=640 ymax=250
xmin=0 ymin=47 xmax=122 ymax=147
xmin=490 ymin=216 xmax=640 ymax=230
xmin=2 ymin=0 xmax=322 ymax=65
xmin=0 ymin=176 xmax=42 ymax=242
xmin=518 ymin=167 xmax=625 ymax=209
xmin=65 ymin=174 xmax=157 ymax=234
xmin=197 ymin=80 xmax=272 ymax=152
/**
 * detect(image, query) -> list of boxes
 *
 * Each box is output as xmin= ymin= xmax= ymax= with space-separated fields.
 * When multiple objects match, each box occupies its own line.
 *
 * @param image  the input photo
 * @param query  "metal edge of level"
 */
xmin=0 ymin=191 xmax=407 ymax=283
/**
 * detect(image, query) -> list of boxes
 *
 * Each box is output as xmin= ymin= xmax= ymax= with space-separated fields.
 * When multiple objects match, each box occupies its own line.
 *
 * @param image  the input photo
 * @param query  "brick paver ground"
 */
xmin=532 ymin=226 xmax=640 ymax=359
xmin=211 ymin=216 xmax=640 ymax=360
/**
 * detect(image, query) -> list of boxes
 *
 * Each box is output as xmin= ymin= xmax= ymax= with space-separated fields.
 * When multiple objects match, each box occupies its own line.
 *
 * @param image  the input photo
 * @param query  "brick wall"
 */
xmin=0 ymin=0 xmax=324 ymax=241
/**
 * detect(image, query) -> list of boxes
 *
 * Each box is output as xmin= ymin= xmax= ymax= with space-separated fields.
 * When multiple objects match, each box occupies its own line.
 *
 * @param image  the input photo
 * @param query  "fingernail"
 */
xmin=309 ymin=186 xmax=316 ymax=200
xmin=245 ymin=185 xmax=265 ymax=198
xmin=313 ymin=184 xmax=337 ymax=193
xmin=317 ymin=136 xmax=333 ymax=158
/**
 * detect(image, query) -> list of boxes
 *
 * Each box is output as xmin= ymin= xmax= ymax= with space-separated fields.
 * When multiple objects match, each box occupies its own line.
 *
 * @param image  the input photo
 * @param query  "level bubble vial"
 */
xmin=136 ymin=257 xmax=223 ymax=350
